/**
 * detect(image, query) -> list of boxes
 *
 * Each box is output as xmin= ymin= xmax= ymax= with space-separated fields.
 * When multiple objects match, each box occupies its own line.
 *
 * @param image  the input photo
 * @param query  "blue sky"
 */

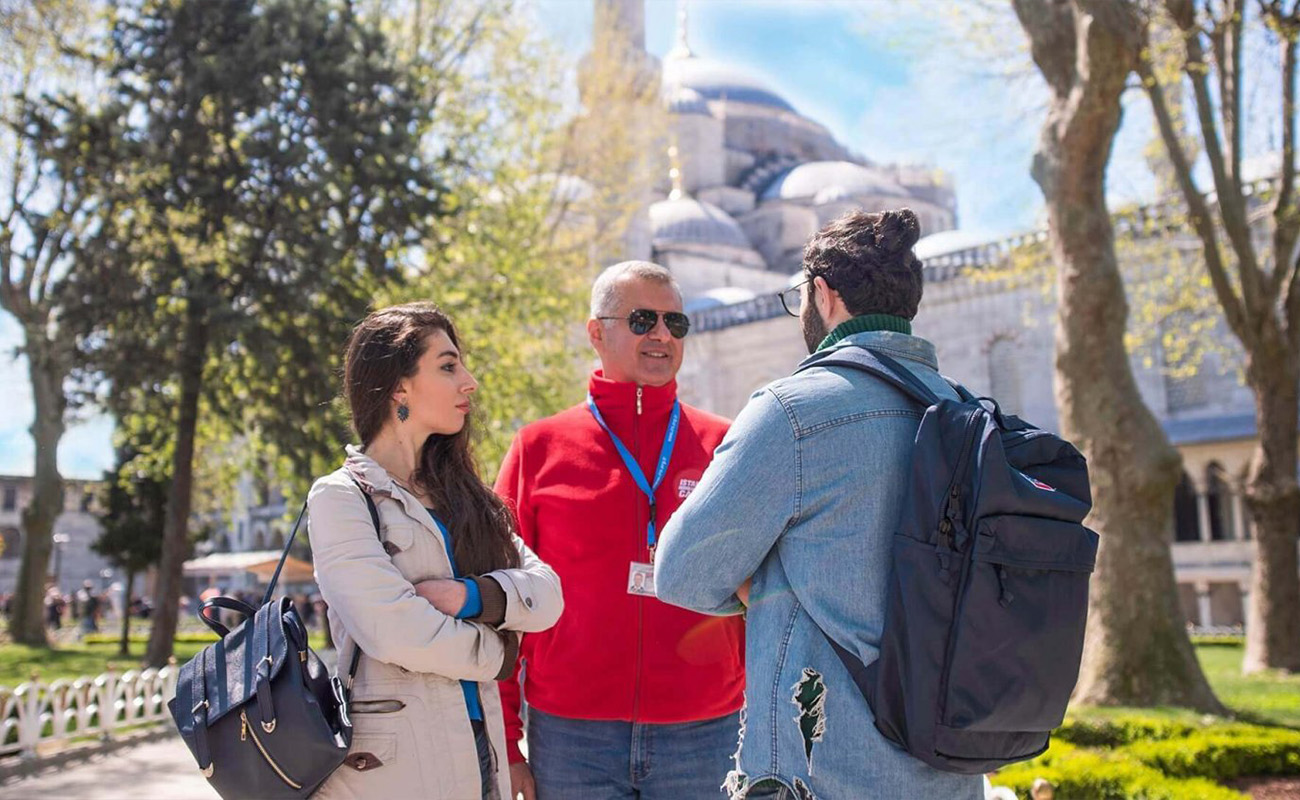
xmin=0 ymin=0 xmax=1169 ymax=479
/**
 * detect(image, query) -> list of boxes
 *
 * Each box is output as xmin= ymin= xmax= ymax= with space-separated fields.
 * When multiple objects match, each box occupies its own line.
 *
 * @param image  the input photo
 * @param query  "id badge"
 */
xmin=627 ymin=562 xmax=656 ymax=596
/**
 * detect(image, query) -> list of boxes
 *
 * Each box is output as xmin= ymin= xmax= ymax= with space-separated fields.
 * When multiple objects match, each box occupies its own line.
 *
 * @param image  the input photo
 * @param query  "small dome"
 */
xmin=761 ymin=161 xmax=909 ymax=203
xmin=685 ymin=286 xmax=758 ymax=313
xmin=914 ymin=229 xmax=998 ymax=260
xmin=665 ymin=85 xmax=711 ymax=116
xmin=649 ymin=196 xmax=755 ymax=251
xmin=661 ymin=56 xmax=796 ymax=114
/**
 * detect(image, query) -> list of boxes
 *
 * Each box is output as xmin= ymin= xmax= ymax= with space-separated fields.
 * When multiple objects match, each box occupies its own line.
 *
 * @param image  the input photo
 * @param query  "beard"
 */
xmin=800 ymin=301 xmax=829 ymax=354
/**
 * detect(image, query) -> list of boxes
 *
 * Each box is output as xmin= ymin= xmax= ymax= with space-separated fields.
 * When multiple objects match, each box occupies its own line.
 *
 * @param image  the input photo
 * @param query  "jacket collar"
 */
xmin=827 ymin=330 xmax=939 ymax=370
xmin=343 ymin=445 xmax=437 ymax=530
xmin=587 ymin=370 xmax=678 ymax=418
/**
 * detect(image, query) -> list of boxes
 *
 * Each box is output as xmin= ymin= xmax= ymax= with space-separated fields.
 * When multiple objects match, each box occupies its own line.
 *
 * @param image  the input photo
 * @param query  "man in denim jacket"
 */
xmin=656 ymin=209 xmax=983 ymax=800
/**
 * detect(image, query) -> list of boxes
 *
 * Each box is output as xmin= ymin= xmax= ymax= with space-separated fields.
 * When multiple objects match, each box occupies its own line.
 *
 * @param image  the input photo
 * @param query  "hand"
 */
xmin=413 ymin=578 xmax=468 ymax=616
xmin=510 ymin=761 xmax=536 ymax=800
xmin=737 ymin=578 xmax=752 ymax=607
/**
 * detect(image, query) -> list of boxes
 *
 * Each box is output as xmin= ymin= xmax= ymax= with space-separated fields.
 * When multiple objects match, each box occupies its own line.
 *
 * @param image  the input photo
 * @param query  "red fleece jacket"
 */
xmin=493 ymin=372 xmax=746 ymax=763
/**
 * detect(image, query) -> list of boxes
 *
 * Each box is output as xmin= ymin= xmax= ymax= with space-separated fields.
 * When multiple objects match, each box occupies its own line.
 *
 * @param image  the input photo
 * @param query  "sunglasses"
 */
xmin=598 ymin=308 xmax=691 ymax=339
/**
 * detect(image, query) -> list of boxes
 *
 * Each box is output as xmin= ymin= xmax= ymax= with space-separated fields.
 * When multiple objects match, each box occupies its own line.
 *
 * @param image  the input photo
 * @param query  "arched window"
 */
xmin=270 ymin=528 xmax=285 ymax=550
xmin=1175 ymin=476 xmax=1201 ymax=543
xmin=1206 ymin=463 xmax=1235 ymax=541
xmin=1173 ymin=472 xmax=1200 ymax=542
xmin=987 ymin=335 xmax=1022 ymax=416
xmin=0 ymin=527 xmax=20 ymax=560
xmin=253 ymin=527 xmax=267 ymax=551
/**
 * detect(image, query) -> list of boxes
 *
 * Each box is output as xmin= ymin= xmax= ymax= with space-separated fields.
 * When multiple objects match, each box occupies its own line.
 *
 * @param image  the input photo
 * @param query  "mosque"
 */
xmin=585 ymin=0 xmax=1276 ymax=632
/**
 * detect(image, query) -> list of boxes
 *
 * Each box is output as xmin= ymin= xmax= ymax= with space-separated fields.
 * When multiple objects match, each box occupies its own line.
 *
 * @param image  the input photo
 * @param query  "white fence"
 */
xmin=0 ymin=666 xmax=178 ymax=759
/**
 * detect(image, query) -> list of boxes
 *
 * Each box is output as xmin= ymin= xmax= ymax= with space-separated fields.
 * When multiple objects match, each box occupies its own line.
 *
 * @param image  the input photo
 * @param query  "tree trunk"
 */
xmin=9 ymin=335 xmax=68 ymax=647
xmin=1013 ymin=0 xmax=1223 ymax=711
xmin=119 ymin=569 xmax=136 ymax=657
xmin=1243 ymin=350 xmax=1300 ymax=672
xmin=144 ymin=306 xmax=208 ymax=668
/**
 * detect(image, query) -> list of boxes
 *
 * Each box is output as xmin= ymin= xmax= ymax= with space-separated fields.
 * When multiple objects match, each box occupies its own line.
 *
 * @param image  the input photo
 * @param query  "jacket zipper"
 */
xmin=631 ymin=384 xmax=645 ymax=722
xmin=241 ymin=709 xmax=303 ymax=790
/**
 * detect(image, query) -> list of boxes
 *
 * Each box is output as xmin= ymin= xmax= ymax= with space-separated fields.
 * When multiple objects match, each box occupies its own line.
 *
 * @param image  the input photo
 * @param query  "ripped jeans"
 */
xmin=742 ymin=781 xmax=796 ymax=799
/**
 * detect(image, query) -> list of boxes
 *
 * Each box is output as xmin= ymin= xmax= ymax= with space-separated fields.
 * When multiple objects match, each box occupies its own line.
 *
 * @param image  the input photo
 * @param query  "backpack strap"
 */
xmin=344 ymin=481 xmax=382 ymax=696
xmin=796 ymin=346 xmax=941 ymax=406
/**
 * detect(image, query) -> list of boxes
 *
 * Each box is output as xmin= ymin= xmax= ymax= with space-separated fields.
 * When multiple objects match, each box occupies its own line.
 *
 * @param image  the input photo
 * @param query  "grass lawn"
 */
xmin=0 ymin=631 xmax=329 ymax=687
xmin=1196 ymin=641 xmax=1300 ymax=728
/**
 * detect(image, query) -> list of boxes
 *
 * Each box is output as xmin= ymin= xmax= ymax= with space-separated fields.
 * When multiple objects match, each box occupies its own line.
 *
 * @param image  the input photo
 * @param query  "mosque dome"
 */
xmin=665 ymin=84 xmax=711 ymax=116
xmin=761 ymin=161 xmax=910 ymax=203
xmin=684 ymin=286 xmax=758 ymax=313
xmin=914 ymin=229 xmax=999 ymax=260
xmin=661 ymin=55 xmax=796 ymax=114
xmin=649 ymin=196 xmax=755 ymax=251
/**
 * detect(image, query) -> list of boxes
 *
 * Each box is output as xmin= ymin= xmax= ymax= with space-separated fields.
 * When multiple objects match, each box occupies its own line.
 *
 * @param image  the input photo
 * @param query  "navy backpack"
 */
xmin=796 ymin=346 xmax=1097 ymax=774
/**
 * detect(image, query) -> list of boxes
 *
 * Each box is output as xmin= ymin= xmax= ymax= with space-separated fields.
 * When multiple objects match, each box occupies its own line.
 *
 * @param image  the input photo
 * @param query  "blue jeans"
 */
xmin=528 ymin=707 xmax=740 ymax=800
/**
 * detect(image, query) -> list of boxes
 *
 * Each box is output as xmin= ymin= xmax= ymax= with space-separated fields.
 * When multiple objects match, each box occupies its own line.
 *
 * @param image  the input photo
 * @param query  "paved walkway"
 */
xmin=0 ymin=734 xmax=212 ymax=800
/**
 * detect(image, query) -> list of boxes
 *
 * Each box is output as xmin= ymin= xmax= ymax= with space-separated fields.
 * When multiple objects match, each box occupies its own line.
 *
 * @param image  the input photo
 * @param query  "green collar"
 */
xmin=816 ymin=314 xmax=913 ymax=351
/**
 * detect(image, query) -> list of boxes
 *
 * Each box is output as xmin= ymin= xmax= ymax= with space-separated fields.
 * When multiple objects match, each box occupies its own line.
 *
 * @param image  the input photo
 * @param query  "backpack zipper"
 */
xmin=935 ymin=408 xmax=989 ymax=727
xmin=240 ymin=709 xmax=303 ymax=790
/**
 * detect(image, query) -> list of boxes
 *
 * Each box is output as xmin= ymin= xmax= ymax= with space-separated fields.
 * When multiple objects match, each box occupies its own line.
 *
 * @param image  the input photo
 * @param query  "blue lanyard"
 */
xmin=586 ymin=393 xmax=681 ymax=551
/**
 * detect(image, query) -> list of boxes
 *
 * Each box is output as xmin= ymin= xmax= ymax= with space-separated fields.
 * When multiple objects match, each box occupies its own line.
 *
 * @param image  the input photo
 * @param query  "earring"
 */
xmin=397 ymin=402 xmax=409 ymax=423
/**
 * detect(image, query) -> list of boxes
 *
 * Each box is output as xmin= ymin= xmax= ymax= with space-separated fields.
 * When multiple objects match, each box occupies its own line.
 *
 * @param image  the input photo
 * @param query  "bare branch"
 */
xmin=1138 ymin=49 xmax=1251 ymax=342
xmin=1167 ymin=0 xmax=1264 ymax=313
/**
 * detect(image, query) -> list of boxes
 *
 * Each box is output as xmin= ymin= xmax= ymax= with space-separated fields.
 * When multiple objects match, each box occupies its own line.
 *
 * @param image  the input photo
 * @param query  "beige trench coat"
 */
xmin=308 ymin=447 xmax=563 ymax=800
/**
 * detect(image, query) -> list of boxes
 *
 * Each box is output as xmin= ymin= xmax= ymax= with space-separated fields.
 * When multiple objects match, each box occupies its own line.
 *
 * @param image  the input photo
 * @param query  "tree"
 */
xmin=74 ymin=0 xmax=445 ymax=666
xmin=1011 ymin=0 xmax=1223 ymax=711
xmin=1138 ymin=0 xmax=1300 ymax=673
xmin=0 ymin=0 xmax=103 ymax=645
xmin=363 ymin=0 xmax=664 ymax=471
xmin=92 ymin=451 xmax=165 ymax=656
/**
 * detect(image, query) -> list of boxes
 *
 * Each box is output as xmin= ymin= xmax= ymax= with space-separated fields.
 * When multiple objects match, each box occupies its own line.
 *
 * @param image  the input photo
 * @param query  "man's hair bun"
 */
xmin=876 ymin=208 xmax=921 ymax=257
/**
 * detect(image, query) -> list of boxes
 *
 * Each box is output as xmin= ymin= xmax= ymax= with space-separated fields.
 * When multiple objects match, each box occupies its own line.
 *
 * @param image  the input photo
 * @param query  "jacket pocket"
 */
xmin=941 ymin=515 xmax=1096 ymax=738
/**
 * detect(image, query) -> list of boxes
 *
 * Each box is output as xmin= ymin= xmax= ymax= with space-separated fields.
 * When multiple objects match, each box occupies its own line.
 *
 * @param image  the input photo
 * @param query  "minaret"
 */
xmin=666 ymin=1 xmax=693 ymax=62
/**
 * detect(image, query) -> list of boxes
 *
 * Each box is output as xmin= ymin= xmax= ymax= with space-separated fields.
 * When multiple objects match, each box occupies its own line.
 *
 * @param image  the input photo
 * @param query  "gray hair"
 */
xmin=590 ymin=260 xmax=682 ymax=318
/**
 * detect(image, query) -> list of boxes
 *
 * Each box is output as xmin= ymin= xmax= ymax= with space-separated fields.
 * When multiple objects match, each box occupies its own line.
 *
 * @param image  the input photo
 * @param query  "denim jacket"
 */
xmin=655 ymin=331 xmax=983 ymax=800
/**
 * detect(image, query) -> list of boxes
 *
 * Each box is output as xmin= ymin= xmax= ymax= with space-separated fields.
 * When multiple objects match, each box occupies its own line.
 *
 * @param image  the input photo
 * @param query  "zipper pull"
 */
xmin=995 ymin=565 xmax=1015 ymax=608
xmin=240 ymin=712 xmax=248 ymax=742
xmin=636 ymin=386 xmax=643 ymax=415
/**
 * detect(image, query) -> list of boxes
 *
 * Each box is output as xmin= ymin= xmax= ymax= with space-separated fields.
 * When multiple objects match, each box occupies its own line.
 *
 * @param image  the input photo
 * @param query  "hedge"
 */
xmin=1126 ymin=730 xmax=1300 ymax=780
xmin=994 ymin=745 xmax=1247 ymax=800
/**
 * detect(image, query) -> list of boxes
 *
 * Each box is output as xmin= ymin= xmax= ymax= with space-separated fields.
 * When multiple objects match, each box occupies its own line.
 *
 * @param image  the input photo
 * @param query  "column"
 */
xmin=1195 ymin=491 xmax=1212 ymax=543
xmin=1195 ymin=581 xmax=1213 ymax=629
xmin=1232 ymin=492 xmax=1248 ymax=540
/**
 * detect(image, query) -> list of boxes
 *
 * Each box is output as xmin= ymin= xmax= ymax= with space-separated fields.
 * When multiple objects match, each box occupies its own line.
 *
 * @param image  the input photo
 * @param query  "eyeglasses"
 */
xmin=597 ymin=309 xmax=691 ymax=339
xmin=778 ymin=277 xmax=811 ymax=317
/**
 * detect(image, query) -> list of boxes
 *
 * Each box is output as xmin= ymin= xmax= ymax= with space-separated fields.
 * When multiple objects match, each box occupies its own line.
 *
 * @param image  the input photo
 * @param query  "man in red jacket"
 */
xmin=495 ymin=261 xmax=745 ymax=800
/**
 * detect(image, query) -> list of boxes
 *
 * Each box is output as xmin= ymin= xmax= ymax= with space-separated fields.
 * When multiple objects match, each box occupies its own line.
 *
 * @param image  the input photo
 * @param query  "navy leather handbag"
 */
xmin=168 ymin=485 xmax=382 ymax=798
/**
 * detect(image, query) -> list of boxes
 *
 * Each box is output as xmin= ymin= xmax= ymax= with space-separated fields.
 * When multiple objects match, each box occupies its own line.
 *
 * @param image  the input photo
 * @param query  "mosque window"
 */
xmin=1173 ymin=472 xmax=1200 ymax=542
xmin=987 ymin=335 xmax=1022 ymax=417
xmin=1205 ymin=463 xmax=1235 ymax=541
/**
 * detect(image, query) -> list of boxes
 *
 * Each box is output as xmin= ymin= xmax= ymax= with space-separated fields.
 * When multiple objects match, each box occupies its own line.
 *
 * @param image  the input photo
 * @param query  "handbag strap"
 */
xmin=345 ymin=483 xmax=382 ymax=695
xmin=261 ymin=502 xmax=309 ymax=606
xmin=190 ymin=646 xmax=214 ymax=778
xmin=197 ymin=596 xmax=258 ymax=638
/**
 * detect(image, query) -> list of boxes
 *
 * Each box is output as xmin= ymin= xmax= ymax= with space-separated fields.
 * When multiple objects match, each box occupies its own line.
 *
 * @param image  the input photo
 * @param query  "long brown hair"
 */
xmin=344 ymin=302 xmax=520 ymax=574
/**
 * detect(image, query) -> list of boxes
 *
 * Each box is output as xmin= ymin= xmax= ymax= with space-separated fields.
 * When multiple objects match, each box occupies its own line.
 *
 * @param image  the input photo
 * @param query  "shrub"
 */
xmin=1126 ymin=730 xmax=1300 ymax=780
xmin=995 ymin=747 xmax=1246 ymax=800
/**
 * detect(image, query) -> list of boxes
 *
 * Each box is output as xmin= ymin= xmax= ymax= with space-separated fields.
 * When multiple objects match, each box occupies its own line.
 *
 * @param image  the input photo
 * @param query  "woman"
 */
xmin=309 ymin=302 xmax=563 ymax=799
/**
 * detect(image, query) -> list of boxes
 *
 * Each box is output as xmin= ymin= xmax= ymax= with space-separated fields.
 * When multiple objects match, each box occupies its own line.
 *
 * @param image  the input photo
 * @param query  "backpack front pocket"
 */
xmin=940 ymin=514 xmax=1096 ymax=737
